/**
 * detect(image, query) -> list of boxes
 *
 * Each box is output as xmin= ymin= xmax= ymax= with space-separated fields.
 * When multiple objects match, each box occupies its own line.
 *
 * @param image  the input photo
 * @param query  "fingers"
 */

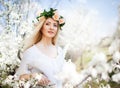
xmin=38 ymin=75 xmax=50 ymax=86
xmin=39 ymin=79 xmax=49 ymax=85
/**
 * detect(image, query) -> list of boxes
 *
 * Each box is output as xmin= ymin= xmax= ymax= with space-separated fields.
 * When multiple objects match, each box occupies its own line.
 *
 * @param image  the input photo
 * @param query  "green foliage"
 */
xmin=0 ymin=84 xmax=12 ymax=88
xmin=83 ymin=78 xmax=120 ymax=88
xmin=38 ymin=8 xmax=56 ymax=19
xmin=83 ymin=79 xmax=109 ymax=88
xmin=109 ymin=81 xmax=120 ymax=88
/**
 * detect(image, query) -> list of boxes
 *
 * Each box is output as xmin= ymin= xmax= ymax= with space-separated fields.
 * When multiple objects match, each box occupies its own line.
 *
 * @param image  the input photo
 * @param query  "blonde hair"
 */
xmin=23 ymin=17 xmax=60 ymax=51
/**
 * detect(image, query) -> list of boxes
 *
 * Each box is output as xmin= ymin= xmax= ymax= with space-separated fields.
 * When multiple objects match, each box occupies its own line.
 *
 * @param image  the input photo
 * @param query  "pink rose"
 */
xmin=52 ymin=12 xmax=60 ymax=21
xmin=59 ymin=18 xmax=65 ymax=24
xmin=53 ymin=11 xmax=59 ymax=15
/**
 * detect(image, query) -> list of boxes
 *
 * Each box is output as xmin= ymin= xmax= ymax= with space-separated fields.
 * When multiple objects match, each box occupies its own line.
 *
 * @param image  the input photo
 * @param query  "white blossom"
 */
xmin=55 ymin=60 xmax=80 ymax=86
xmin=108 ymin=39 xmax=120 ymax=55
xmin=113 ymin=51 xmax=120 ymax=63
xmin=112 ymin=73 xmax=120 ymax=83
xmin=90 ymin=67 xmax=97 ymax=78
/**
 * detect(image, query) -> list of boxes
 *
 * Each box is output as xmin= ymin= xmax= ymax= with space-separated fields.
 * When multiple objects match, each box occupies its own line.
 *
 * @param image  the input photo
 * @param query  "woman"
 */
xmin=15 ymin=8 xmax=65 ymax=88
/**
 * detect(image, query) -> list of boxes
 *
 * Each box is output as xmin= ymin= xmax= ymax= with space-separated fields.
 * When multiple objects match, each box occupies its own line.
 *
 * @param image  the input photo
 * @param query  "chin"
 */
xmin=47 ymin=34 xmax=55 ymax=38
xmin=46 ymin=35 xmax=54 ymax=38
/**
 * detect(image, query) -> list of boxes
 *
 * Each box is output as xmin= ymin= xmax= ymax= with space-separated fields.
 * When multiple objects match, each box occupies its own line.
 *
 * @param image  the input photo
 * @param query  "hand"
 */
xmin=19 ymin=73 xmax=41 ymax=80
xmin=38 ymin=75 xmax=50 ymax=86
xmin=20 ymin=74 xmax=30 ymax=80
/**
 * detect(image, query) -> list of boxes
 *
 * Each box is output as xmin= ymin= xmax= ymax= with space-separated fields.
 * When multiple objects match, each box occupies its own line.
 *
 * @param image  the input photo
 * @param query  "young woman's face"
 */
xmin=41 ymin=18 xmax=58 ymax=38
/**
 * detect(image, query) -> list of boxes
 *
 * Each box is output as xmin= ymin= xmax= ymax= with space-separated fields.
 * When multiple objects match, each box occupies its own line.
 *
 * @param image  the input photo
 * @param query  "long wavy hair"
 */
xmin=23 ymin=17 xmax=60 ymax=52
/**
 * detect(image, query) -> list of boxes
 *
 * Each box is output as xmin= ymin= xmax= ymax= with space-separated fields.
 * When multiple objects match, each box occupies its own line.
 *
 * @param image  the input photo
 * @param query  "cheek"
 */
xmin=41 ymin=27 xmax=47 ymax=35
xmin=54 ymin=29 xmax=59 ymax=36
xmin=42 ymin=25 xmax=49 ymax=31
xmin=54 ymin=28 xmax=58 ymax=33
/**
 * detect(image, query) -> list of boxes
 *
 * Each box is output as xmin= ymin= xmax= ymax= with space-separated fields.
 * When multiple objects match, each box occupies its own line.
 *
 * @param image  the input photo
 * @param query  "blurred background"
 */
xmin=0 ymin=0 xmax=120 ymax=88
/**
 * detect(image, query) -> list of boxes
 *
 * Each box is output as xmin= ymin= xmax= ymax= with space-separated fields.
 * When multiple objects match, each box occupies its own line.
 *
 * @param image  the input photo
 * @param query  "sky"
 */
xmin=86 ymin=0 xmax=120 ymax=38
xmin=75 ymin=0 xmax=120 ymax=38
xmin=85 ymin=0 xmax=119 ymax=20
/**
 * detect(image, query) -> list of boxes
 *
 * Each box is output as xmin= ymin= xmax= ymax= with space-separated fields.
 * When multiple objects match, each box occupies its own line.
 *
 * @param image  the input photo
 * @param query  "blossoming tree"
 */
xmin=0 ymin=0 xmax=120 ymax=88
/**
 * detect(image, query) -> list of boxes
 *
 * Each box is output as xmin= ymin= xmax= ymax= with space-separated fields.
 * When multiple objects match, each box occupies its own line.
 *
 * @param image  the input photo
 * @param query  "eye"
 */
xmin=46 ymin=22 xmax=50 ymax=25
xmin=54 ymin=24 xmax=57 ymax=27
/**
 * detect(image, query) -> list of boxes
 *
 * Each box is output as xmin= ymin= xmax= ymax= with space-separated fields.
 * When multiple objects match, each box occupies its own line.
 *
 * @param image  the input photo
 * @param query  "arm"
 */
xmin=16 ymin=49 xmax=50 ymax=85
xmin=19 ymin=73 xmax=40 ymax=80
xmin=19 ymin=73 xmax=32 ymax=80
xmin=20 ymin=73 xmax=50 ymax=86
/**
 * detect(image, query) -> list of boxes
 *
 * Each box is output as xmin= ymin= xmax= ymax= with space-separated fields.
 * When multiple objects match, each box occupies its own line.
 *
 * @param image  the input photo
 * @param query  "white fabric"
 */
xmin=15 ymin=45 xmax=65 ymax=88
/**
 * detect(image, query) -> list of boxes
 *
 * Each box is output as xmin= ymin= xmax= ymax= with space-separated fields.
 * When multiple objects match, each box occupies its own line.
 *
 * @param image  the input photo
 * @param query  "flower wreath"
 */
xmin=36 ymin=8 xmax=65 ymax=30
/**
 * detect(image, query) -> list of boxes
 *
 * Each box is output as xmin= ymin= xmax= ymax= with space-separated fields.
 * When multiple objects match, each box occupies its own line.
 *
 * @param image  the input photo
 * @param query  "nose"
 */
xmin=50 ymin=24 xmax=54 ymax=30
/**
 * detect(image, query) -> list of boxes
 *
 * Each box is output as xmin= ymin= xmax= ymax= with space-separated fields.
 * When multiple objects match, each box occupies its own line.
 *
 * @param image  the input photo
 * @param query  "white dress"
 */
xmin=15 ymin=45 xmax=65 ymax=88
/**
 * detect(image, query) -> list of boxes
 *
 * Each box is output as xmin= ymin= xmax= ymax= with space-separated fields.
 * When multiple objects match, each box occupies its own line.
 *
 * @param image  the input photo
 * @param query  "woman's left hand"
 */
xmin=38 ymin=74 xmax=50 ymax=86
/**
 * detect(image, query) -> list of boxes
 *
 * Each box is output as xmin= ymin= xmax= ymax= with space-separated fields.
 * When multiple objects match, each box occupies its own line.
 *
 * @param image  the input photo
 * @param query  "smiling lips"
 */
xmin=48 ymin=31 xmax=54 ymax=34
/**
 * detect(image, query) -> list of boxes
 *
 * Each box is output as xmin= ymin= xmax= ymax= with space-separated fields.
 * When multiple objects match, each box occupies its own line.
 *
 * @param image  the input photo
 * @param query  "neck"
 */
xmin=39 ymin=36 xmax=53 ymax=47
